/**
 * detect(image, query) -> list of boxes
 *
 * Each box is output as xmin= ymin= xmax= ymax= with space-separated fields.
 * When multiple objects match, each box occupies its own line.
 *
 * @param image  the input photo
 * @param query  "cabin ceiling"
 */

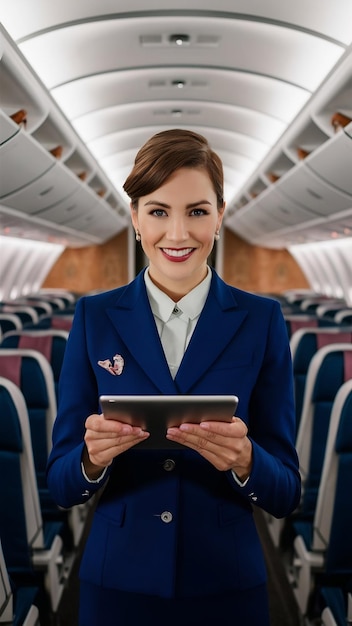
xmin=1 ymin=1 xmax=352 ymax=248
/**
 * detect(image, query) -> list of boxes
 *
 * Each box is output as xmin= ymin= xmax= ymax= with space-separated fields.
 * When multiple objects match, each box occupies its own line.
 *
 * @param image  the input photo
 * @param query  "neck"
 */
xmin=148 ymin=268 xmax=208 ymax=302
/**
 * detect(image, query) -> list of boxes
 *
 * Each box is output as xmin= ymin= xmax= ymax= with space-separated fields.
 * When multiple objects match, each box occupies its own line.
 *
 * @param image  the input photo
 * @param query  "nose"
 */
xmin=166 ymin=215 xmax=188 ymax=241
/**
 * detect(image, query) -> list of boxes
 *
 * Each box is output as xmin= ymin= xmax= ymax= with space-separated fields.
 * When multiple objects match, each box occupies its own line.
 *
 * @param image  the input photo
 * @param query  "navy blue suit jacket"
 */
xmin=47 ymin=269 xmax=300 ymax=598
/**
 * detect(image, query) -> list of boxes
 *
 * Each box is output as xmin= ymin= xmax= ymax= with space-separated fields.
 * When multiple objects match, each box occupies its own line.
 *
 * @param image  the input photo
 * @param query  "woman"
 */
xmin=47 ymin=129 xmax=300 ymax=625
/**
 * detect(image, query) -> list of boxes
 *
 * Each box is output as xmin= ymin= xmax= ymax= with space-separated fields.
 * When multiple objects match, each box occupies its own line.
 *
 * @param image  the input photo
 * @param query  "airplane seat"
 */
xmin=320 ymin=586 xmax=352 ymax=626
xmin=285 ymin=314 xmax=318 ymax=339
xmin=0 ymin=349 xmax=87 ymax=549
xmin=37 ymin=290 xmax=77 ymax=308
xmin=291 ymin=378 xmax=352 ymax=616
xmin=23 ymin=314 xmax=73 ymax=332
xmin=290 ymin=327 xmax=352 ymax=434
xmin=296 ymin=344 xmax=352 ymax=517
xmin=0 ymin=313 xmax=22 ymax=336
xmin=12 ymin=300 xmax=53 ymax=319
xmin=0 ymin=538 xmax=40 ymax=626
xmin=0 ymin=539 xmax=40 ymax=626
xmin=0 ymin=349 xmax=56 ymax=492
xmin=0 ymin=377 xmax=66 ymax=614
xmin=0 ymin=305 xmax=39 ymax=327
xmin=316 ymin=304 xmax=349 ymax=320
xmin=266 ymin=329 xmax=352 ymax=548
xmin=334 ymin=309 xmax=352 ymax=325
xmin=0 ymin=330 xmax=69 ymax=400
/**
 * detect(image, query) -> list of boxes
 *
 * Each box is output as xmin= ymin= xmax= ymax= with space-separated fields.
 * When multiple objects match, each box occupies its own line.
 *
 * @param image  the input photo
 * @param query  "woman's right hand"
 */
xmin=83 ymin=413 xmax=150 ymax=479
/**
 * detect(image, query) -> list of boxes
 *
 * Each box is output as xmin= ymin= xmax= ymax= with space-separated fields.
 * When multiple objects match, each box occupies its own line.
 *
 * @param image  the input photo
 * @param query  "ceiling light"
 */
xmin=171 ymin=80 xmax=186 ymax=88
xmin=169 ymin=34 xmax=190 ymax=46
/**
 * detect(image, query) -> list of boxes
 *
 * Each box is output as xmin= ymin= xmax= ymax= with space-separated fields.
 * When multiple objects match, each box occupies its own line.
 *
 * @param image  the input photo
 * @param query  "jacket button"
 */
xmin=161 ymin=511 xmax=173 ymax=523
xmin=163 ymin=459 xmax=175 ymax=472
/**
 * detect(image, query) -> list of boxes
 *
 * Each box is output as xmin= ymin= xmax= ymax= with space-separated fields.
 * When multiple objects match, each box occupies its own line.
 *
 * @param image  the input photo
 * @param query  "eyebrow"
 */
xmin=143 ymin=199 xmax=212 ymax=208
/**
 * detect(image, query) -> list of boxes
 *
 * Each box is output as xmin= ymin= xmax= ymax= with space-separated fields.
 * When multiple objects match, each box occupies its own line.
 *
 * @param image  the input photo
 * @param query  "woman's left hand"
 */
xmin=166 ymin=416 xmax=252 ymax=479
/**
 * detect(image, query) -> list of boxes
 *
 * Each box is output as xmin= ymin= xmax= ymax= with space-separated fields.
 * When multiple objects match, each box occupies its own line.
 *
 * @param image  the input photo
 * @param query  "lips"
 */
xmin=161 ymin=247 xmax=195 ymax=261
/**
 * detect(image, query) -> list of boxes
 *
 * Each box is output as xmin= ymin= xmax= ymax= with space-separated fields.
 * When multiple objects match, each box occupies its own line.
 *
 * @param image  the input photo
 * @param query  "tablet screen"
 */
xmin=100 ymin=394 xmax=239 ymax=450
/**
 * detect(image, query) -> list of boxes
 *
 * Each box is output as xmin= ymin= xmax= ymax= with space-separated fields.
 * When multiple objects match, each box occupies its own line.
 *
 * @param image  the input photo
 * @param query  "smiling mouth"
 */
xmin=161 ymin=247 xmax=194 ymax=258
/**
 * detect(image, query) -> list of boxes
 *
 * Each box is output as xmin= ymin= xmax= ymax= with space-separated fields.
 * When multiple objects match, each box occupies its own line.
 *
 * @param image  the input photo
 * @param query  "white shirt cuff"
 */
xmin=81 ymin=461 xmax=109 ymax=483
xmin=231 ymin=470 xmax=250 ymax=487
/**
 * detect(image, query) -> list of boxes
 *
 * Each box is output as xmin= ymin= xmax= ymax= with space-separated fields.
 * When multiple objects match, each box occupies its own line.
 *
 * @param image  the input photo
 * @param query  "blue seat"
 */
xmin=0 ymin=377 xmax=65 ymax=614
xmin=291 ymin=379 xmax=352 ymax=615
xmin=0 ymin=537 xmax=40 ymax=626
xmin=24 ymin=314 xmax=73 ymax=331
xmin=320 ymin=586 xmax=352 ymax=626
xmin=0 ymin=304 xmax=39 ymax=327
xmin=266 ymin=342 xmax=352 ymax=549
xmin=335 ymin=309 xmax=352 ymax=325
xmin=284 ymin=314 xmax=339 ymax=340
xmin=0 ymin=348 xmax=91 ymax=549
xmin=0 ymin=313 xmax=22 ymax=339
xmin=290 ymin=327 xmax=352 ymax=434
xmin=296 ymin=343 xmax=352 ymax=519
xmin=0 ymin=330 xmax=69 ymax=400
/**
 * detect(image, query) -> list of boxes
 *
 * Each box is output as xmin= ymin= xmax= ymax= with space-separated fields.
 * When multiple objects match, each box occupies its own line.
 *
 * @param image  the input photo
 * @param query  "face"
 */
xmin=131 ymin=167 xmax=225 ymax=300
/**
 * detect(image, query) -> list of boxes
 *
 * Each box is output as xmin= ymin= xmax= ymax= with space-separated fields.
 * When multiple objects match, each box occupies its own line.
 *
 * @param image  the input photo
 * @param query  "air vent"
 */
xmin=148 ymin=80 xmax=167 ymax=88
xmin=191 ymin=80 xmax=208 ymax=87
xmin=152 ymin=108 xmax=201 ymax=116
xmin=140 ymin=34 xmax=163 ymax=46
xmin=195 ymin=34 xmax=220 ymax=47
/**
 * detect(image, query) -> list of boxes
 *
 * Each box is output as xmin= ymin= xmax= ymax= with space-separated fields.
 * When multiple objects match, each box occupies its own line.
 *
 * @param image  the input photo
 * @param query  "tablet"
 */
xmin=100 ymin=394 xmax=239 ymax=450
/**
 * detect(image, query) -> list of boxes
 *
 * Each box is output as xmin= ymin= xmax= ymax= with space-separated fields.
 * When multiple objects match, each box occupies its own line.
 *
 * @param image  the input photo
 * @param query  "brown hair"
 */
xmin=123 ymin=129 xmax=224 ymax=209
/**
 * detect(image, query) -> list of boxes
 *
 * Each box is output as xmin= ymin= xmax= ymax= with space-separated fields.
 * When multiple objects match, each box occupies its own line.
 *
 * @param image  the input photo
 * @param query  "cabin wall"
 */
xmin=42 ymin=228 xmax=129 ymax=294
xmin=222 ymin=227 xmax=309 ymax=293
xmin=42 ymin=225 xmax=309 ymax=295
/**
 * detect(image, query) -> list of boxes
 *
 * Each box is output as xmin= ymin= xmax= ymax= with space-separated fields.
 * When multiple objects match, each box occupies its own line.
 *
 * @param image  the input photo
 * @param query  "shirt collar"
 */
xmin=144 ymin=266 xmax=212 ymax=322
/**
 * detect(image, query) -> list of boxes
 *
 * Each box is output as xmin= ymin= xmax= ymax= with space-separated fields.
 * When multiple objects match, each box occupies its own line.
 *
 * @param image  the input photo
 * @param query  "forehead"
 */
xmin=144 ymin=167 xmax=216 ymax=201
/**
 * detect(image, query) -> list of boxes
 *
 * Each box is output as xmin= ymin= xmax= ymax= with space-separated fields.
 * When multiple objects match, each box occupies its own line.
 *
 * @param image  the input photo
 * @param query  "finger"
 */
xmin=198 ymin=417 xmax=248 ymax=438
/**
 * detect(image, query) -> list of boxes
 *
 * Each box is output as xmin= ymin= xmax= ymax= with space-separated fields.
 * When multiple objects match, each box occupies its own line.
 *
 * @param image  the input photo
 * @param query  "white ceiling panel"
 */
xmin=1 ymin=1 xmax=352 ymax=247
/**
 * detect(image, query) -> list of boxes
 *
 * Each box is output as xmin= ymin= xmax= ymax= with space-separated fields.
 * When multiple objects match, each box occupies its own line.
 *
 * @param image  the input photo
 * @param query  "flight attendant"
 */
xmin=47 ymin=128 xmax=300 ymax=625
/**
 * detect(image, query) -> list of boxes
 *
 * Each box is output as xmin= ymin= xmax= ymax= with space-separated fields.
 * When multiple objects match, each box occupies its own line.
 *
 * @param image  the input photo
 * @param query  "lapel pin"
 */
xmin=98 ymin=353 xmax=124 ymax=376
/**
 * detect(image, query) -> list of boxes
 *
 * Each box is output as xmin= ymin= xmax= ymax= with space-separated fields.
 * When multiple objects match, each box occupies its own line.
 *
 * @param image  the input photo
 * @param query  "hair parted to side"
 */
xmin=123 ymin=129 xmax=224 ymax=210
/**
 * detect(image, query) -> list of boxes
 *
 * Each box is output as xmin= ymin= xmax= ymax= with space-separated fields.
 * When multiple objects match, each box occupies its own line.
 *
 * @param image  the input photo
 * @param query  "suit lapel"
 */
xmin=175 ymin=273 xmax=247 ymax=393
xmin=106 ymin=272 xmax=177 ymax=394
xmin=105 ymin=270 xmax=247 ymax=395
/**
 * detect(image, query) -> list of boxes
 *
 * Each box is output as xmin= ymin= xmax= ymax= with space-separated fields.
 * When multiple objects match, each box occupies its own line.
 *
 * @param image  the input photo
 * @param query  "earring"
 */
xmin=135 ymin=230 xmax=141 ymax=242
xmin=214 ymin=230 xmax=220 ymax=241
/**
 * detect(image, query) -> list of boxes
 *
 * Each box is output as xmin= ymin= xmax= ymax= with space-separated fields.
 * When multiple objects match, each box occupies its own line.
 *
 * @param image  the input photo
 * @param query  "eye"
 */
xmin=190 ymin=208 xmax=208 ymax=216
xmin=151 ymin=208 xmax=167 ymax=217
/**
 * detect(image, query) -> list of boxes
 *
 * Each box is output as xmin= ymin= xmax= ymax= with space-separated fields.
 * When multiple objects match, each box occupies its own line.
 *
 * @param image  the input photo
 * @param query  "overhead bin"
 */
xmin=276 ymin=162 xmax=352 ymax=217
xmin=34 ymin=186 xmax=101 ymax=225
xmin=256 ymin=187 xmax=318 ymax=227
xmin=0 ymin=128 xmax=54 ymax=198
xmin=0 ymin=109 xmax=19 ymax=145
xmin=305 ymin=127 xmax=352 ymax=196
xmin=2 ymin=161 xmax=81 ymax=214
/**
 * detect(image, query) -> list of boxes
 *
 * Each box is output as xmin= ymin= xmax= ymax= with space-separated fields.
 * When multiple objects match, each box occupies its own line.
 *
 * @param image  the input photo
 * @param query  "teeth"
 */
xmin=163 ymin=248 xmax=193 ymax=257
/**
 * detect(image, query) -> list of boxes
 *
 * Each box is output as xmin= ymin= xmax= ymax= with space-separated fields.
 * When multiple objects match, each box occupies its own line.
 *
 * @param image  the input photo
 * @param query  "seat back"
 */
xmin=0 ymin=305 xmax=39 ymax=327
xmin=0 ymin=377 xmax=45 ymax=568
xmin=296 ymin=344 xmax=352 ymax=517
xmin=24 ymin=314 xmax=73 ymax=331
xmin=0 ymin=313 xmax=22 ymax=337
xmin=0 ymin=378 xmax=65 ymax=614
xmin=290 ymin=327 xmax=352 ymax=432
xmin=0 ymin=330 xmax=69 ymax=399
xmin=0 ymin=349 xmax=56 ymax=490
xmin=335 ymin=309 xmax=352 ymax=325
xmin=311 ymin=380 xmax=352 ymax=579
xmin=0 ymin=537 xmax=13 ymax=622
